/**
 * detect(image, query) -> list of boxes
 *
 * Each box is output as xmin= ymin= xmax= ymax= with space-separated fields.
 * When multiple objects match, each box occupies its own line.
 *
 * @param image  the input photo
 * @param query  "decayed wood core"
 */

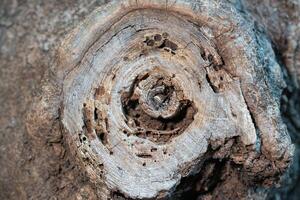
xmin=46 ymin=1 xmax=294 ymax=199
xmin=120 ymin=71 xmax=197 ymax=144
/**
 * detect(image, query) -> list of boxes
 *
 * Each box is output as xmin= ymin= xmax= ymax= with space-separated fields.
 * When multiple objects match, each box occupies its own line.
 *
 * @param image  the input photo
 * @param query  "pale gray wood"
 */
xmin=27 ymin=0 xmax=294 ymax=199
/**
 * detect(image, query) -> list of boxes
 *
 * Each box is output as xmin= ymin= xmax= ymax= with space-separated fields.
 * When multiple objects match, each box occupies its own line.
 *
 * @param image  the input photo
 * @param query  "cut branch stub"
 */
xmin=46 ymin=0 xmax=295 ymax=199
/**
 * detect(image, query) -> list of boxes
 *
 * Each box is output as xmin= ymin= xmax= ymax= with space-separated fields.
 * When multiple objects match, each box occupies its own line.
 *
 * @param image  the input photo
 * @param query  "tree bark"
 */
xmin=0 ymin=0 xmax=299 ymax=200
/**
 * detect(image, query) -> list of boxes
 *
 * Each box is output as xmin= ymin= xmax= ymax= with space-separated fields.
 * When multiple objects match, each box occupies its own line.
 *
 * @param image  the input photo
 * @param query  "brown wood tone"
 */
xmin=1 ymin=0 xmax=299 ymax=199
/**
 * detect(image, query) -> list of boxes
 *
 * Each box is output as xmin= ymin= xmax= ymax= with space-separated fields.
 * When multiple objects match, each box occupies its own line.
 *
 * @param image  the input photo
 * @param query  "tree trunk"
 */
xmin=1 ymin=0 xmax=299 ymax=200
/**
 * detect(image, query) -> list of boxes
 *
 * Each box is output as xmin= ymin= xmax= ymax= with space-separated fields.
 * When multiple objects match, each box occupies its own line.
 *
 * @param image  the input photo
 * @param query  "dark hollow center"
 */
xmin=121 ymin=72 xmax=197 ymax=144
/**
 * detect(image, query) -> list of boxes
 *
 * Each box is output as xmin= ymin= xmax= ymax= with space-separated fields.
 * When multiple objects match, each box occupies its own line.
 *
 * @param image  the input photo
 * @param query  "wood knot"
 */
xmin=121 ymin=71 xmax=197 ymax=144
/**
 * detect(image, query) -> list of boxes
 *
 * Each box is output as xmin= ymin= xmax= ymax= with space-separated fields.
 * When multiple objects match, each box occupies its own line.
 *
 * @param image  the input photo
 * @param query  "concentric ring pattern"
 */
xmin=58 ymin=1 xmax=292 ymax=198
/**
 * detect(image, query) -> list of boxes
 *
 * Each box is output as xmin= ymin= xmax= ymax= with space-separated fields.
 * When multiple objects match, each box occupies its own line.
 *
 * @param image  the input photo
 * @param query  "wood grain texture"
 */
xmin=26 ymin=0 xmax=295 ymax=199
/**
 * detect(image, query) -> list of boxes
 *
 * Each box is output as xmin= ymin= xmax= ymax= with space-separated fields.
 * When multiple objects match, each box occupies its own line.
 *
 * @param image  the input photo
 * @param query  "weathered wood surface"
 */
xmin=27 ymin=0 xmax=295 ymax=199
xmin=1 ymin=0 xmax=299 ymax=199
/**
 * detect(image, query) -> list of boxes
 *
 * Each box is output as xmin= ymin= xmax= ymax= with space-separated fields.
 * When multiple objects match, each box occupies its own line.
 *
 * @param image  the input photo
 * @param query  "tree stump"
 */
xmin=26 ymin=1 xmax=295 ymax=199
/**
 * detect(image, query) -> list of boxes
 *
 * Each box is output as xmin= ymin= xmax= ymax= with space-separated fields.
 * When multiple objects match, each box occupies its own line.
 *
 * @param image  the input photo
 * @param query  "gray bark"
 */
xmin=0 ymin=0 xmax=299 ymax=199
